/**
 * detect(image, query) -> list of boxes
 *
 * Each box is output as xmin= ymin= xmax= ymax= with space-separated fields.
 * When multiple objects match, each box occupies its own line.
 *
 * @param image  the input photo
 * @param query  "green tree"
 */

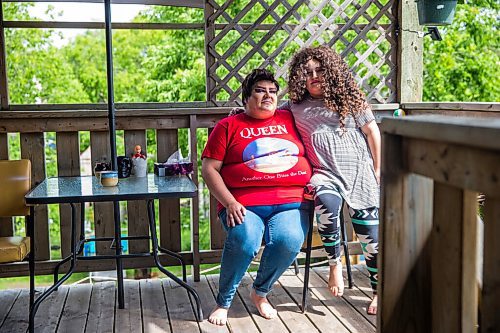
xmin=423 ymin=1 xmax=499 ymax=101
xmin=3 ymin=3 xmax=89 ymax=104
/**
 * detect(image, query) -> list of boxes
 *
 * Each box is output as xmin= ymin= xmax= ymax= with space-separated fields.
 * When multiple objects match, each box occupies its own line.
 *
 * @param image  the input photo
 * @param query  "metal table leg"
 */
xmin=146 ymin=199 xmax=203 ymax=321
xmin=30 ymin=203 xmax=79 ymax=332
xmin=113 ymin=201 xmax=124 ymax=308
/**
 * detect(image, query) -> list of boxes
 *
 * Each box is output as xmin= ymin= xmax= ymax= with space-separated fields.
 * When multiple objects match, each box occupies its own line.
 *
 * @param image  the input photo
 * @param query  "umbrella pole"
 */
xmin=104 ymin=0 xmax=125 ymax=309
xmin=104 ymin=0 xmax=117 ymax=170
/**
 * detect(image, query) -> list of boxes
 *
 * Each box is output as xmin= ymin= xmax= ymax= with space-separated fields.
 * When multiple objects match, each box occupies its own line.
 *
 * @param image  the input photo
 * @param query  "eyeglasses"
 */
xmin=253 ymin=87 xmax=278 ymax=95
xmin=305 ymin=68 xmax=325 ymax=77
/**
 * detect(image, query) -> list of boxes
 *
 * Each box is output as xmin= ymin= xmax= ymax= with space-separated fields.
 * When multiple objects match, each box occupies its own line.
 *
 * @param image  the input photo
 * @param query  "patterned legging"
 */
xmin=314 ymin=184 xmax=379 ymax=292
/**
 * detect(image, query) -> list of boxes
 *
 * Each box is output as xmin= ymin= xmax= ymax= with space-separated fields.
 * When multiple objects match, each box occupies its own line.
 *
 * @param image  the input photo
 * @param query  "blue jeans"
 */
xmin=216 ymin=202 xmax=309 ymax=308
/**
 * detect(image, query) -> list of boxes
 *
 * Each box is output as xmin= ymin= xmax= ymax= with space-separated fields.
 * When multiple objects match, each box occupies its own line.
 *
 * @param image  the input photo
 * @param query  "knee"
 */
xmin=270 ymin=230 xmax=304 ymax=254
xmin=225 ymin=231 xmax=261 ymax=258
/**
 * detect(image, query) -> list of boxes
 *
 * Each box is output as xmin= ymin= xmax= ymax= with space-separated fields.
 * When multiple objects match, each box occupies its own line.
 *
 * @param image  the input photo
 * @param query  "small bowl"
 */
xmin=100 ymin=171 xmax=119 ymax=187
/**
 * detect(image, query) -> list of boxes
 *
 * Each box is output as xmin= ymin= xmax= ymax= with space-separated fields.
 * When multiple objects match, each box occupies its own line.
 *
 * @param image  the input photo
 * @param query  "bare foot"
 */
xmin=328 ymin=262 xmax=345 ymax=297
xmin=367 ymin=295 xmax=377 ymax=315
xmin=208 ymin=306 xmax=228 ymax=326
xmin=250 ymin=289 xmax=277 ymax=319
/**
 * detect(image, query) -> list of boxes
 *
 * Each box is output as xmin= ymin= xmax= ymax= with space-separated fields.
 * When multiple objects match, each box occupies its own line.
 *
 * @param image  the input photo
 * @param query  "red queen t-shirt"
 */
xmin=202 ymin=110 xmax=311 ymax=211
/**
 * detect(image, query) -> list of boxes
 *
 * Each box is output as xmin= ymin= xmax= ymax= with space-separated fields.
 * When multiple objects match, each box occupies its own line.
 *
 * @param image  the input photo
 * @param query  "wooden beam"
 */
xmin=2 ymin=0 xmax=204 ymax=8
xmin=0 ymin=108 xmax=402 ymax=133
xmin=402 ymin=102 xmax=500 ymax=112
xmin=4 ymin=20 xmax=392 ymax=31
xmin=406 ymin=138 xmax=500 ymax=196
xmin=3 ymin=21 xmax=204 ymax=30
xmin=382 ymin=115 xmax=500 ymax=151
xmin=397 ymin=0 xmax=423 ymax=103
xmin=0 ymin=249 xmax=224 ymax=277
xmin=5 ymin=102 xmax=399 ymax=112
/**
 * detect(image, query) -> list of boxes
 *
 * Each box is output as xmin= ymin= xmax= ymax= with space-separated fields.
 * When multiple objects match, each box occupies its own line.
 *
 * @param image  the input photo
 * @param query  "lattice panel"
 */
xmin=205 ymin=0 xmax=397 ymax=105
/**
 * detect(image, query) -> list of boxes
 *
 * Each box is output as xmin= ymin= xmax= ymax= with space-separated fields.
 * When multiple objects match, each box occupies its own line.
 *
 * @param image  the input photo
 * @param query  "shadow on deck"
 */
xmin=0 ymin=265 xmax=376 ymax=333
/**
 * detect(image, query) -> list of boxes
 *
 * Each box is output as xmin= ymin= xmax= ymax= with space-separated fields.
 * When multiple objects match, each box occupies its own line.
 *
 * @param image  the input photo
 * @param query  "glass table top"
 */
xmin=25 ymin=174 xmax=197 ymax=204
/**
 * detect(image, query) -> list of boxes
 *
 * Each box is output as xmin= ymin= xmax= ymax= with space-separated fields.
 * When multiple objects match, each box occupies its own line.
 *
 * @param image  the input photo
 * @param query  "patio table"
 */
xmin=25 ymin=174 xmax=202 ymax=332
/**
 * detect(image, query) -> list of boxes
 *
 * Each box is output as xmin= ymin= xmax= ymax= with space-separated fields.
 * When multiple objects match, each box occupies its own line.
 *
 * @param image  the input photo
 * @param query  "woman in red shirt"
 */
xmin=202 ymin=69 xmax=311 ymax=325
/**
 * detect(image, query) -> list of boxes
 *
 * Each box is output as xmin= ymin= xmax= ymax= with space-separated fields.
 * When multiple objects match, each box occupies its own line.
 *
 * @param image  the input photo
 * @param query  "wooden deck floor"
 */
xmin=0 ymin=265 xmax=376 ymax=333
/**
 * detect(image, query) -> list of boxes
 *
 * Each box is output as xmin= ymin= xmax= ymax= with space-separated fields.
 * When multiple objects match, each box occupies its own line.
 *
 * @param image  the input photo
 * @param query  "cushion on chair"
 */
xmin=0 ymin=236 xmax=30 ymax=263
xmin=0 ymin=159 xmax=31 ymax=217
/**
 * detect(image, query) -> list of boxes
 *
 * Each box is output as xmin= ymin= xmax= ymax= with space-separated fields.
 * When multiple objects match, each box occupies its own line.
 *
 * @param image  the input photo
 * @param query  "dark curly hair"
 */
xmin=288 ymin=46 xmax=370 ymax=129
xmin=241 ymin=68 xmax=280 ymax=106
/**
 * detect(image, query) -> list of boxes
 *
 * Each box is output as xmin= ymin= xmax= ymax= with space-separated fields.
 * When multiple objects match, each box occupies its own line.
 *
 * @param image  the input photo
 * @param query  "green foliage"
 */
xmin=4 ymin=3 xmax=90 ymax=104
xmin=423 ymin=1 xmax=499 ymax=101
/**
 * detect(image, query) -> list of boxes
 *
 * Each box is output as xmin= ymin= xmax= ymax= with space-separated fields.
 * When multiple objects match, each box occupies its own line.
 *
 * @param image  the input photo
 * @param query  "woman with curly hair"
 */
xmin=287 ymin=45 xmax=381 ymax=315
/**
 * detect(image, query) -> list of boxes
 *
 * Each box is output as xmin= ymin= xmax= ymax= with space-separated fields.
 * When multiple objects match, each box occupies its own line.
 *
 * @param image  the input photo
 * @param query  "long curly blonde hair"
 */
xmin=288 ymin=46 xmax=370 ymax=129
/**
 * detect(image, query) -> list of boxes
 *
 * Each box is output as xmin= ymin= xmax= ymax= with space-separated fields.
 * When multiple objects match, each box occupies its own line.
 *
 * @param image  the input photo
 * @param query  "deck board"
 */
xmin=58 ymin=283 xmax=92 ymax=333
xmin=140 ymin=279 xmax=169 ymax=333
xmin=0 ymin=265 xmax=376 ymax=333
xmin=114 ymin=280 xmax=142 ymax=333
xmin=34 ymin=286 xmax=69 ymax=333
xmin=0 ymin=288 xmax=20 ymax=328
xmin=308 ymin=269 xmax=376 ymax=333
xmin=163 ymin=279 xmax=199 ymax=333
xmin=86 ymin=281 xmax=115 ymax=333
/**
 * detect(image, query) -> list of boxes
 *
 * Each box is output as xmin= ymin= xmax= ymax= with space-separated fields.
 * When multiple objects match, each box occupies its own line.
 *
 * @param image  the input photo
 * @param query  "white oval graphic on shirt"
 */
xmin=242 ymin=138 xmax=299 ymax=173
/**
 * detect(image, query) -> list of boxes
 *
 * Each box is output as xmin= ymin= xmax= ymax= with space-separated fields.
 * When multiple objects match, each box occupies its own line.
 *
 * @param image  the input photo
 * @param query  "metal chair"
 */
xmin=299 ymin=200 xmax=353 ymax=313
xmin=0 ymin=159 xmax=32 ymax=265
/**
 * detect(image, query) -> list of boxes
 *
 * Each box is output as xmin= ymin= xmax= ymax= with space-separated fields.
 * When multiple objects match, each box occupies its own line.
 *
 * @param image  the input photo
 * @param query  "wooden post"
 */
xmin=90 ymin=131 xmax=114 ymax=255
xmin=21 ymin=133 xmax=50 ymax=260
xmin=204 ymin=1 xmax=217 ymax=106
xmin=378 ymin=133 xmax=433 ymax=333
xmin=56 ymin=132 xmax=82 ymax=258
xmin=125 ymin=130 xmax=149 ymax=256
xmin=207 ymin=128 xmax=225 ymax=251
xmin=397 ymin=0 xmax=423 ymax=103
xmin=380 ymin=115 xmax=500 ymax=332
xmin=157 ymin=129 xmax=181 ymax=252
xmin=189 ymin=115 xmax=200 ymax=281
xmin=482 ymin=198 xmax=500 ymax=333
xmin=0 ymin=3 xmax=9 ymax=110
xmin=0 ymin=132 xmax=12 ymax=237
xmin=431 ymin=184 xmax=478 ymax=332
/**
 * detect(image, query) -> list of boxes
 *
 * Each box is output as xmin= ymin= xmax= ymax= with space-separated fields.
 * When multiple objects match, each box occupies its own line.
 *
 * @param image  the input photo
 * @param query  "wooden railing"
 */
xmin=0 ymin=106 xmax=230 ymax=280
xmin=1 ymin=102 xmax=497 ymax=284
xmin=379 ymin=113 xmax=500 ymax=333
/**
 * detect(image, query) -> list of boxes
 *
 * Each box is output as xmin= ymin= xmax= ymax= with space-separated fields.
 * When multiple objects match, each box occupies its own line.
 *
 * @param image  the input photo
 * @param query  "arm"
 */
xmin=361 ymin=120 xmax=381 ymax=184
xmin=201 ymin=158 xmax=246 ymax=226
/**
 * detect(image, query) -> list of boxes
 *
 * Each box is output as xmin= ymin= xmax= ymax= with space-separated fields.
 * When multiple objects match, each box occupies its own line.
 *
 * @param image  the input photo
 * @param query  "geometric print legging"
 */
xmin=314 ymin=184 xmax=379 ymax=293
